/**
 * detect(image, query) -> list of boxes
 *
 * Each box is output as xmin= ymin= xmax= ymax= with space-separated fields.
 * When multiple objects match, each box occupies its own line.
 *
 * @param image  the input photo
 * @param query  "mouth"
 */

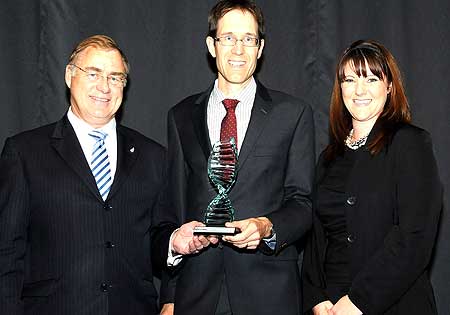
xmin=353 ymin=99 xmax=371 ymax=106
xmin=228 ymin=60 xmax=246 ymax=67
xmin=90 ymin=95 xmax=111 ymax=104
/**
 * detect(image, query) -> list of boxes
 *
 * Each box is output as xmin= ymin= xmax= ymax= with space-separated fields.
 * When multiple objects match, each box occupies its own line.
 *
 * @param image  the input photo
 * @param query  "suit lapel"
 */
xmin=237 ymin=83 xmax=273 ymax=171
xmin=192 ymin=87 xmax=213 ymax=161
xmin=107 ymin=126 xmax=138 ymax=199
xmin=50 ymin=115 xmax=103 ymax=201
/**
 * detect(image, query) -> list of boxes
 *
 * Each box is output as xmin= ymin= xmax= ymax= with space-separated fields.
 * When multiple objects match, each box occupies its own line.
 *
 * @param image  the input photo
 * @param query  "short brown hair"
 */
xmin=68 ymin=34 xmax=130 ymax=74
xmin=325 ymin=39 xmax=411 ymax=161
xmin=208 ymin=0 xmax=264 ymax=40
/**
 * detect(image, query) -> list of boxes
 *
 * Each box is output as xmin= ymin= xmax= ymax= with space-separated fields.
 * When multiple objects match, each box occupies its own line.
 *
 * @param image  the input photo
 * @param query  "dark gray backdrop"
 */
xmin=1 ymin=1 xmax=449 ymax=313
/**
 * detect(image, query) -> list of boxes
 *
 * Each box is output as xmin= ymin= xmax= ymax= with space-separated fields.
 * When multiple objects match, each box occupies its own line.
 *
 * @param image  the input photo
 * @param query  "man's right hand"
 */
xmin=171 ymin=221 xmax=219 ymax=255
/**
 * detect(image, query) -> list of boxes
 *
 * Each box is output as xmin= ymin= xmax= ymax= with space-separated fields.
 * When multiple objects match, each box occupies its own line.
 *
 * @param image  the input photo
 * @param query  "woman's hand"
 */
xmin=328 ymin=295 xmax=362 ymax=315
xmin=312 ymin=300 xmax=334 ymax=315
xmin=160 ymin=303 xmax=174 ymax=315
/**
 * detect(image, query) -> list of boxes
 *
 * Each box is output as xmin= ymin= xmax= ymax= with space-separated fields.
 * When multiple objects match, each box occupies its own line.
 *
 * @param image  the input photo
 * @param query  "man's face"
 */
xmin=65 ymin=47 xmax=126 ymax=128
xmin=206 ymin=9 xmax=264 ymax=94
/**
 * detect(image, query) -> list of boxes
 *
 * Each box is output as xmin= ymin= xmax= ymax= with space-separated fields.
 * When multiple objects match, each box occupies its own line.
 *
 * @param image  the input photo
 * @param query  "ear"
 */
xmin=65 ymin=65 xmax=73 ymax=88
xmin=257 ymin=39 xmax=265 ymax=59
xmin=206 ymin=36 xmax=216 ymax=58
xmin=387 ymin=82 xmax=392 ymax=94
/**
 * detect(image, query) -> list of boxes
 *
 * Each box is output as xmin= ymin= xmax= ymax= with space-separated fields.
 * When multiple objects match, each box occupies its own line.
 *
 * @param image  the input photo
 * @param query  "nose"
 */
xmin=96 ymin=75 xmax=111 ymax=93
xmin=355 ymin=79 xmax=366 ymax=95
xmin=232 ymin=40 xmax=244 ymax=55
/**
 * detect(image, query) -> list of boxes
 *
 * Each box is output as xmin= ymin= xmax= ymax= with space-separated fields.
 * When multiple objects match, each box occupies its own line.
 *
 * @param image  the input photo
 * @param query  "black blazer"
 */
xmin=302 ymin=124 xmax=442 ymax=315
xmin=0 ymin=115 xmax=168 ymax=315
xmin=162 ymin=82 xmax=315 ymax=315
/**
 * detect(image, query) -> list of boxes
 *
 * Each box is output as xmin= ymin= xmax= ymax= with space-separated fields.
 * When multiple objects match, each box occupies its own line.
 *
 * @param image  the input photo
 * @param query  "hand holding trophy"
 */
xmin=193 ymin=138 xmax=240 ymax=235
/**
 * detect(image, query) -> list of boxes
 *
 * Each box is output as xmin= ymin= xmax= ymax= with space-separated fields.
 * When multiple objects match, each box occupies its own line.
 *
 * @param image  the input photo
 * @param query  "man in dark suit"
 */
xmin=160 ymin=1 xmax=315 ymax=314
xmin=0 ymin=35 xmax=205 ymax=315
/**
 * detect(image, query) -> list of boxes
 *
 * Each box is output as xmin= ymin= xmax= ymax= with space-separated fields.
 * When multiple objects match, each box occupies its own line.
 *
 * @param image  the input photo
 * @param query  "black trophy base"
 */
xmin=193 ymin=226 xmax=241 ymax=236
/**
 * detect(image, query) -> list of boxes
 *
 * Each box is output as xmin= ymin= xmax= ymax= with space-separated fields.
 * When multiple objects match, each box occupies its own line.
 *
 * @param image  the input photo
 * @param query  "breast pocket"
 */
xmin=252 ymin=144 xmax=283 ymax=158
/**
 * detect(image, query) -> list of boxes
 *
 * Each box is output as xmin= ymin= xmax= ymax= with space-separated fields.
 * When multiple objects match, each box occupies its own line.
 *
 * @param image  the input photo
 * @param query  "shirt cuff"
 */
xmin=262 ymin=232 xmax=277 ymax=250
xmin=167 ymin=229 xmax=183 ymax=266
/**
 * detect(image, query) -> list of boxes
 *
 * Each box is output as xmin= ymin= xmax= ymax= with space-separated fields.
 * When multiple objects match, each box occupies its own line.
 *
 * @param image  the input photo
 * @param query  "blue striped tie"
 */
xmin=88 ymin=130 xmax=112 ymax=200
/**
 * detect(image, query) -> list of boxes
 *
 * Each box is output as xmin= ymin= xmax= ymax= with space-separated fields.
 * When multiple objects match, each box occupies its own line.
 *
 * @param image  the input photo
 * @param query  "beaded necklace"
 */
xmin=345 ymin=129 xmax=368 ymax=150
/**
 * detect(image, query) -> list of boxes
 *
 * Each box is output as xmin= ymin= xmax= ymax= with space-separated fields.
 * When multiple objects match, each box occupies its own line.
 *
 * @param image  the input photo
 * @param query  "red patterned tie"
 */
xmin=220 ymin=99 xmax=239 ymax=146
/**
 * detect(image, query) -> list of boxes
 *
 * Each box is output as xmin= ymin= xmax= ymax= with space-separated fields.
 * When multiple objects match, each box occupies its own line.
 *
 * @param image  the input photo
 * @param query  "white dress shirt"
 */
xmin=207 ymin=77 xmax=257 ymax=153
xmin=67 ymin=107 xmax=118 ymax=182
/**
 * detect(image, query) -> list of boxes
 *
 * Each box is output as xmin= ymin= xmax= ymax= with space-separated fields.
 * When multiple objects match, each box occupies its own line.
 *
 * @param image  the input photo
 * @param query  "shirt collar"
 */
xmin=67 ymin=106 xmax=116 ymax=136
xmin=210 ymin=77 xmax=257 ymax=104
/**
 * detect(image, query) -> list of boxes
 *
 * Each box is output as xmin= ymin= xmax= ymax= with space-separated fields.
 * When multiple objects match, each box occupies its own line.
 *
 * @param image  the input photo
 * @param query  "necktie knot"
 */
xmin=89 ymin=130 xmax=108 ymax=142
xmin=222 ymin=99 xmax=239 ymax=111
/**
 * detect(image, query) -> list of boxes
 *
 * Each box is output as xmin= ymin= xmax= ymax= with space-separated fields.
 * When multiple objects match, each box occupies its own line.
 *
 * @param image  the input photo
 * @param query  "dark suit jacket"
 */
xmin=302 ymin=124 xmax=442 ymax=315
xmin=0 ymin=115 xmax=168 ymax=315
xmin=162 ymin=82 xmax=315 ymax=315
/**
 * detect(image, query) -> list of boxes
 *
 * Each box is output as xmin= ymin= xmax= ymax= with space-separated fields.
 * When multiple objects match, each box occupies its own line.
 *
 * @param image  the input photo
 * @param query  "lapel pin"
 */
xmin=129 ymin=147 xmax=135 ymax=153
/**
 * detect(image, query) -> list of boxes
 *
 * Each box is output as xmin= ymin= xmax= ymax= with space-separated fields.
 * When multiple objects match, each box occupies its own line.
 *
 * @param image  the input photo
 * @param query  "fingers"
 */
xmin=172 ymin=221 xmax=212 ymax=255
xmin=222 ymin=218 xmax=270 ymax=248
xmin=312 ymin=300 xmax=334 ymax=315
xmin=328 ymin=295 xmax=362 ymax=315
xmin=160 ymin=303 xmax=174 ymax=315
xmin=222 ymin=220 xmax=252 ymax=244
xmin=187 ymin=234 xmax=214 ymax=254
xmin=207 ymin=235 xmax=220 ymax=244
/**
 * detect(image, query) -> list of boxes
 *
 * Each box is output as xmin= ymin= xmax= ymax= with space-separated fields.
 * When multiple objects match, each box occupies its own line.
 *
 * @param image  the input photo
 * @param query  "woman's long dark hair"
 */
xmin=324 ymin=39 xmax=411 ymax=162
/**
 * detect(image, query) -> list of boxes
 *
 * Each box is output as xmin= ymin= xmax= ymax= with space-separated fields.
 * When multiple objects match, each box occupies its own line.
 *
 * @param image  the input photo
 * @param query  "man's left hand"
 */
xmin=222 ymin=217 xmax=273 ymax=250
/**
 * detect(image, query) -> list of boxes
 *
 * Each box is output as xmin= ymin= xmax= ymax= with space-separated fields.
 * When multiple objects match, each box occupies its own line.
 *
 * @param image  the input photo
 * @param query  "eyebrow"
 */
xmin=84 ymin=66 xmax=126 ymax=77
xmin=218 ymin=31 xmax=258 ymax=37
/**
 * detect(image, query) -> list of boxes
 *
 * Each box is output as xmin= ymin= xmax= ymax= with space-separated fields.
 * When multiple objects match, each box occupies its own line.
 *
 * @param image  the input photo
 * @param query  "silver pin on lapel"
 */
xmin=129 ymin=147 xmax=135 ymax=153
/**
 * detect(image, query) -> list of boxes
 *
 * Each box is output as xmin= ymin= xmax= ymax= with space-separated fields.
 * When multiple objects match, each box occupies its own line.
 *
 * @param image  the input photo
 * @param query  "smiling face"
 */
xmin=341 ymin=60 xmax=392 ymax=134
xmin=65 ymin=46 xmax=126 ymax=128
xmin=206 ymin=9 xmax=264 ymax=96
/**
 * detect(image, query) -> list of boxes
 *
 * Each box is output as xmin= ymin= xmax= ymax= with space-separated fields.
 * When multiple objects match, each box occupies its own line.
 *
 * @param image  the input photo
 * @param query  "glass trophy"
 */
xmin=193 ymin=139 xmax=240 ymax=235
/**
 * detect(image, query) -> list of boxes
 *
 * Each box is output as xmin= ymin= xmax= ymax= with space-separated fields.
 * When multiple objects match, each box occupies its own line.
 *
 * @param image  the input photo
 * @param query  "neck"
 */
xmin=217 ymin=77 xmax=252 ymax=98
xmin=352 ymin=120 xmax=376 ymax=139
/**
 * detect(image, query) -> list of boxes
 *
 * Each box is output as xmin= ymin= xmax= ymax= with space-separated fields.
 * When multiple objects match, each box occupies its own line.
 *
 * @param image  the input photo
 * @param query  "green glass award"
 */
xmin=193 ymin=139 xmax=240 ymax=235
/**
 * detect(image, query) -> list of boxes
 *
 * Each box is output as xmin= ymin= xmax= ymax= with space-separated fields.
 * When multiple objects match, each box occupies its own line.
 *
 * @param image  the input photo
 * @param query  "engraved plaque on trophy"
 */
xmin=193 ymin=139 xmax=240 ymax=235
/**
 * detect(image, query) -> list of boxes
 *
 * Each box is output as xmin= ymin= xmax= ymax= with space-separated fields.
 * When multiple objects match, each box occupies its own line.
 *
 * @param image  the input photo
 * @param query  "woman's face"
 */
xmin=341 ymin=60 xmax=391 ymax=129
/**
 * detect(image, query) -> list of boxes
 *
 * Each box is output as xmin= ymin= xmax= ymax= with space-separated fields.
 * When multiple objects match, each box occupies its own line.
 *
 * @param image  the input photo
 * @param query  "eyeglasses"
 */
xmin=70 ymin=64 xmax=127 ymax=87
xmin=214 ymin=35 xmax=260 ymax=47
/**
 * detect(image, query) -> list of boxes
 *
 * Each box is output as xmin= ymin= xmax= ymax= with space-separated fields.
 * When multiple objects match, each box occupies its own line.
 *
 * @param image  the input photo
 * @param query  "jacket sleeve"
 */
xmin=265 ymin=102 xmax=315 ymax=254
xmin=0 ymin=138 xmax=29 ymax=315
xmin=348 ymin=129 xmax=442 ymax=314
xmin=301 ymin=152 xmax=331 ymax=312
xmin=152 ymin=108 xmax=188 ymax=304
xmin=302 ymin=212 xmax=330 ymax=312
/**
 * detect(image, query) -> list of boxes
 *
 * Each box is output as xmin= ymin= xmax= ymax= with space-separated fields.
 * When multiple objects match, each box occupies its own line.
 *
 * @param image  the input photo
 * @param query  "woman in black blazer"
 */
xmin=302 ymin=39 xmax=442 ymax=315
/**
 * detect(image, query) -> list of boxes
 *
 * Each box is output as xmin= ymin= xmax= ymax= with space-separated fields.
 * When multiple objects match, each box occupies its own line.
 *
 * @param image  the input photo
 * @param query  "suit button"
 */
xmin=100 ymin=283 xmax=110 ymax=292
xmin=346 ymin=196 xmax=357 ymax=206
xmin=103 ymin=204 xmax=112 ymax=211
xmin=347 ymin=234 xmax=355 ymax=243
xmin=105 ymin=241 xmax=115 ymax=248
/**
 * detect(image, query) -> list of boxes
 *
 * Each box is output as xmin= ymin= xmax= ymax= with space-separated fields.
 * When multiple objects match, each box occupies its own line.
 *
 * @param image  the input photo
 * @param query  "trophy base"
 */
xmin=193 ymin=226 xmax=241 ymax=236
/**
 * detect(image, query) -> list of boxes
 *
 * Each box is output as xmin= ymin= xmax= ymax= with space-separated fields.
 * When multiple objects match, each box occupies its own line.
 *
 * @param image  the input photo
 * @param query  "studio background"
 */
xmin=1 ymin=0 xmax=449 ymax=313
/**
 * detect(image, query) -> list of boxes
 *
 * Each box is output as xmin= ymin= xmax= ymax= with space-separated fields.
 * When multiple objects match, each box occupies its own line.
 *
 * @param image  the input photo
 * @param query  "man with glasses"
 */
xmin=0 ymin=34 xmax=205 ymax=315
xmin=161 ymin=1 xmax=315 ymax=314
